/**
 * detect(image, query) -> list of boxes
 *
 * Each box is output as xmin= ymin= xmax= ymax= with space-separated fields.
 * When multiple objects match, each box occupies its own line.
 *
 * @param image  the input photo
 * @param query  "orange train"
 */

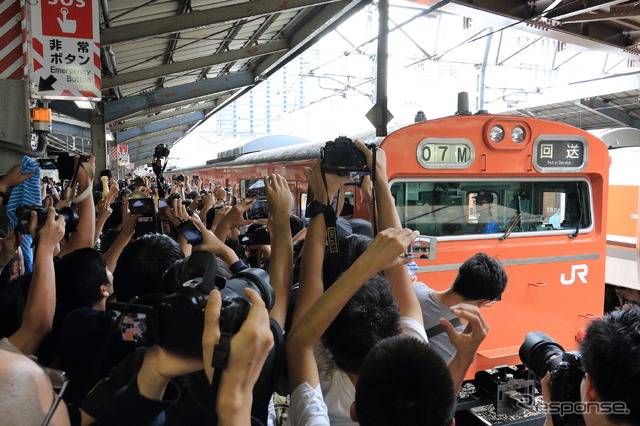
xmin=179 ymin=113 xmax=610 ymax=380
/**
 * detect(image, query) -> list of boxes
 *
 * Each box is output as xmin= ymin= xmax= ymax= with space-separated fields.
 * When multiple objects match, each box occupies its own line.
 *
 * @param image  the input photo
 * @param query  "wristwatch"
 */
xmin=306 ymin=200 xmax=328 ymax=218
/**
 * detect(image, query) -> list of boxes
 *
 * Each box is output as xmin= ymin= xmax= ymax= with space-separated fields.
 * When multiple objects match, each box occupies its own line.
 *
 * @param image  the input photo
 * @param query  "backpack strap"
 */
xmin=425 ymin=317 xmax=462 ymax=339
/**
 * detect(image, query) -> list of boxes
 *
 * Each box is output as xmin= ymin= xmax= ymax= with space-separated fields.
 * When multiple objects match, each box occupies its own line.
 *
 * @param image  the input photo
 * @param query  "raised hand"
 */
xmin=441 ymin=303 xmax=489 ymax=362
xmin=355 ymin=139 xmax=388 ymax=183
xmin=264 ymin=174 xmax=292 ymax=217
xmin=38 ymin=208 xmax=65 ymax=254
xmin=359 ymin=227 xmax=419 ymax=272
xmin=303 ymin=160 xmax=349 ymax=205
xmin=0 ymin=164 xmax=35 ymax=192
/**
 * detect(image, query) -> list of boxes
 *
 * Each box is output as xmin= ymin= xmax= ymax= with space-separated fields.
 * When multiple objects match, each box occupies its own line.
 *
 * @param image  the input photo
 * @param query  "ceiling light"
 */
xmin=75 ymin=101 xmax=94 ymax=109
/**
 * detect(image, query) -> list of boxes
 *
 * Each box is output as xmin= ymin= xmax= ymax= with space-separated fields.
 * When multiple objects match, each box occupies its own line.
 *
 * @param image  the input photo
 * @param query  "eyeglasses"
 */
xmin=41 ymin=368 xmax=69 ymax=426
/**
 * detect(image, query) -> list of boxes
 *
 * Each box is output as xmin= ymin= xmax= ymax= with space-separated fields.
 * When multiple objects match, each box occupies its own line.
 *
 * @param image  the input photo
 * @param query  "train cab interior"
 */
xmin=390 ymin=180 xmax=592 ymax=238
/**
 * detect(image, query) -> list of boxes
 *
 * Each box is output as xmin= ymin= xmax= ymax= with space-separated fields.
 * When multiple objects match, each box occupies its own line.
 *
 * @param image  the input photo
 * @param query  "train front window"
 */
xmin=390 ymin=179 xmax=592 ymax=238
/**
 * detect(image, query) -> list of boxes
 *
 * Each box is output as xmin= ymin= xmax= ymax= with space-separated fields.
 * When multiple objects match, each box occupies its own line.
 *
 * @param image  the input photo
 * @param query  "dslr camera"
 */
xmin=321 ymin=136 xmax=373 ymax=176
xmin=153 ymin=143 xmax=170 ymax=159
xmin=147 ymin=251 xmax=274 ymax=356
xmin=15 ymin=205 xmax=79 ymax=235
xmin=56 ymin=153 xmax=89 ymax=181
xmin=520 ymin=331 xmax=585 ymax=426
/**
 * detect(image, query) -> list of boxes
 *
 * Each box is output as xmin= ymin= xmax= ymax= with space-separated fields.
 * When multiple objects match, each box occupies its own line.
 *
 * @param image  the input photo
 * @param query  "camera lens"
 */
xmin=57 ymin=206 xmax=80 ymax=233
xmin=519 ymin=331 xmax=566 ymax=377
xmin=224 ymin=268 xmax=274 ymax=311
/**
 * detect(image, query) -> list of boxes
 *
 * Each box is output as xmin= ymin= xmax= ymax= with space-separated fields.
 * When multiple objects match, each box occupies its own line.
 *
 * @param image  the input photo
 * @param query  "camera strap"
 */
xmin=210 ymin=306 xmax=240 ymax=392
xmin=65 ymin=161 xmax=93 ymax=203
xmin=319 ymin=169 xmax=341 ymax=288
xmin=370 ymin=146 xmax=378 ymax=236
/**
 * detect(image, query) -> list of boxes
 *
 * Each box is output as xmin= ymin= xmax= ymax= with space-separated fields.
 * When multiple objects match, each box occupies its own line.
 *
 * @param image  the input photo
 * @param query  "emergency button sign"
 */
xmin=42 ymin=0 xmax=93 ymax=39
xmin=25 ymin=0 xmax=101 ymax=100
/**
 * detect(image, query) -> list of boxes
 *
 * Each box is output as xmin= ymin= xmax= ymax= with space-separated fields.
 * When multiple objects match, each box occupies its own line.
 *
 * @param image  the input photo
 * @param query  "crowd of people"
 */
xmin=0 ymin=142 xmax=637 ymax=426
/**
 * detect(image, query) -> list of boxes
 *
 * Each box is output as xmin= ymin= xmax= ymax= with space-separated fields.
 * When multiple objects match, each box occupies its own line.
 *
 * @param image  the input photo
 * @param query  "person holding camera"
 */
xmin=0 ymin=207 xmax=65 ymax=356
xmin=0 ymin=283 xmax=274 ymax=426
xmin=539 ymin=307 xmax=640 ymax=426
xmin=413 ymin=252 xmax=507 ymax=363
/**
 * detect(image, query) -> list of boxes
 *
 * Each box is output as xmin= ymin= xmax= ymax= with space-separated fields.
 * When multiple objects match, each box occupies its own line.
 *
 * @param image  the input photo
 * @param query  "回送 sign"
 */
xmin=25 ymin=0 xmax=101 ymax=100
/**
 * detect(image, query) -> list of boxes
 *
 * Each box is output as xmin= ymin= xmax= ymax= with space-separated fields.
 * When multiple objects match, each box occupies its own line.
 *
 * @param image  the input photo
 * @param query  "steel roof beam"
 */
xmin=112 ymin=96 xmax=223 ymax=123
xmin=577 ymin=97 xmax=640 ymax=127
xmin=198 ymin=19 xmax=247 ymax=81
xmin=52 ymin=121 xmax=92 ymax=138
xmin=155 ymin=0 xmax=193 ymax=90
xmin=255 ymin=0 xmax=366 ymax=78
xmin=123 ymin=127 xmax=189 ymax=146
xmin=103 ymin=40 xmax=288 ymax=89
xmin=104 ymin=71 xmax=254 ymax=123
xmin=562 ymin=4 xmax=640 ymax=24
xmin=126 ymin=131 xmax=186 ymax=150
xmin=116 ymin=111 xmax=205 ymax=142
xmin=110 ymin=103 xmax=214 ymax=131
xmin=426 ymin=0 xmax=640 ymax=58
xmin=101 ymin=0 xmax=340 ymax=46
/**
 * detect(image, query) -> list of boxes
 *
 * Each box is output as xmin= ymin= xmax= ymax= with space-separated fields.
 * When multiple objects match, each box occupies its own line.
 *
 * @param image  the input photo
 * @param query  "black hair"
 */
xmin=289 ymin=214 xmax=304 ymax=238
xmin=356 ymin=336 xmax=456 ymax=426
xmin=451 ymin=252 xmax=507 ymax=301
xmin=161 ymin=255 xmax=232 ymax=295
xmin=113 ymin=234 xmax=184 ymax=302
xmin=103 ymin=201 xmax=123 ymax=230
xmin=205 ymin=207 xmax=216 ymax=229
xmin=55 ymin=248 xmax=109 ymax=310
xmin=322 ymin=275 xmax=401 ymax=374
xmin=322 ymin=234 xmax=372 ymax=290
xmin=580 ymin=307 xmax=640 ymax=425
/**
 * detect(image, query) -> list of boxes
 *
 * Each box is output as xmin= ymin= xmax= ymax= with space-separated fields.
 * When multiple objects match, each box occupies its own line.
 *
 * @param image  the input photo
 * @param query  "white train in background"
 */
xmin=591 ymin=127 xmax=640 ymax=307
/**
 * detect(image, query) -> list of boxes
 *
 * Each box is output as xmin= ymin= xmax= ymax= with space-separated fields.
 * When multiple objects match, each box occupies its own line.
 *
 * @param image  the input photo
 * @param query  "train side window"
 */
xmin=390 ymin=180 xmax=592 ymax=239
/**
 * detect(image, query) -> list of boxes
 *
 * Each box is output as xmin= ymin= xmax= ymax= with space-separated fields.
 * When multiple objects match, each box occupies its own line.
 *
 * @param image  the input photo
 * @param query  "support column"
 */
xmin=375 ymin=0 xmax=389 ymax=137
xmin=90 ymin=103 xmax=107 ymax=177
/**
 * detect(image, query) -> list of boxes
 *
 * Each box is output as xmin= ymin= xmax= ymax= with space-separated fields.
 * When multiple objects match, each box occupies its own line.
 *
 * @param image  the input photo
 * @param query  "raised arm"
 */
xmin=94 ymin=198 xmax=113 ymax=247
xmin=291 ymin=161 xmax=347 ymax=326
xmin=441 ymin=303 xmax=489 ymax=391
xmin=287 ymin=227 xmax=418 ymax=389
xmin=263 ymin=174 xmax=293 ymax=328
xmin=190 ymin=214 xmax=240 ymax=268
xmin=103 ymin=203 xmax=140 ymax=273
xmin=57 ymin=155 xmax=96 ymax=257
xmin=203 ymin=289 xmax=274 ymax=426
xmin=8 ymin=208 xmax=65 ymax=354
xmin=356 ymin=140 xmax=423 ymax=325
xmin=214 ymin=199 xmax=254 ymax=242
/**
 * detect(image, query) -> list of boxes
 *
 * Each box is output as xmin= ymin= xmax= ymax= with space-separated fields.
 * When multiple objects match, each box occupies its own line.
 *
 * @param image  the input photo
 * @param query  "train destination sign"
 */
xmin=533 ymin=138 xmax=587 ymax=173
xmin=417 ymin=138 xmax=475 ymax=169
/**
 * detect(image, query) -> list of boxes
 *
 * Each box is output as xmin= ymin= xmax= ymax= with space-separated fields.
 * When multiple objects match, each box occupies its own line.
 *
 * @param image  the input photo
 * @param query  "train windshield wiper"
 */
xmin=569 ymin=183 xmax=583 ymax=239
xmin=499 ymin=211 xmax=523 ymax=241
xmin=499 ymin=196 xmax=522 ymax=241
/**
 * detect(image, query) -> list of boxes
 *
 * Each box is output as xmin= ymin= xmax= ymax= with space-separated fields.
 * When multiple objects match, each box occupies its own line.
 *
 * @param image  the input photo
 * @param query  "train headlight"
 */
xmin=489 ymin=125 xmax=504 ymax=143
xmin=512 ymin=126 xmax=526 ymax=143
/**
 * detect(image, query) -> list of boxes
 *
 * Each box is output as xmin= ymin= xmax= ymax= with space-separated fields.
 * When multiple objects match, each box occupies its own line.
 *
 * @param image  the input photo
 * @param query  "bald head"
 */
xmin=0 ymin=349 xmax=69 ymax=425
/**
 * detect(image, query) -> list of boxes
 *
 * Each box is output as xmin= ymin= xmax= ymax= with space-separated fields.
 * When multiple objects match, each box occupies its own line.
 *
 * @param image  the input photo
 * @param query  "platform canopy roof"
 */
xmin=47 ymin=0 xmax=640 ymax=163
xmin=48 ymin=0 xmax=369 ymax=163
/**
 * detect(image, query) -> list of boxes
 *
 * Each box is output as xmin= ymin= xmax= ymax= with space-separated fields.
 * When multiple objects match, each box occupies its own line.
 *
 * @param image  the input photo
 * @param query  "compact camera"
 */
xmin=321 ymin=136 xmax=372 ymax=176
xmin=147 ymin=251 xmax=274 ymax=356
xmin=15 ymin=204 xmax=79 ymax=235
xmin=520 ymin=331 xmax=585 ymax=426
xmin=56 ymin=153 xmax=89 ymax=181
